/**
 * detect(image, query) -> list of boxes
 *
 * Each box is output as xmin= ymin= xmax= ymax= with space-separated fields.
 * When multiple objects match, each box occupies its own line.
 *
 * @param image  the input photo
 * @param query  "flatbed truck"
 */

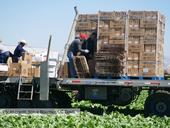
xmin=0 ymin=7 xmax=170 ymax=116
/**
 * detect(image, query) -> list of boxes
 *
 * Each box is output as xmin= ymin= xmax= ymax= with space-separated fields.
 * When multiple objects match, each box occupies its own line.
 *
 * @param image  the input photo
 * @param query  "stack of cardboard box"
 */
xmin=8 ymin=53 xmax=34 ymax=77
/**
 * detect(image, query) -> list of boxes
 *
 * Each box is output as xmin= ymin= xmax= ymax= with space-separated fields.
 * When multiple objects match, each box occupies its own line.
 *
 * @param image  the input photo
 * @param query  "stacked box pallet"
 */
xmin=127 ymin=11 xmax=144 ymax=76
xmin=95 ymin=11 xmax=126 ymax=76
xmin=75 ymin=11 xmax=165 ymax=77
xmin=128 ymin=11 xmax=165 ymax=77
xmin=95 ymin=44 xmax=125 ymax=76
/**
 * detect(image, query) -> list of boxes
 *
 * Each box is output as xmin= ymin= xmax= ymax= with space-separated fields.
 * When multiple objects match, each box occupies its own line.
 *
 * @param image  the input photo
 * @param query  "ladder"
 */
xmin=17 ymin=77 xmax=34 ymax=100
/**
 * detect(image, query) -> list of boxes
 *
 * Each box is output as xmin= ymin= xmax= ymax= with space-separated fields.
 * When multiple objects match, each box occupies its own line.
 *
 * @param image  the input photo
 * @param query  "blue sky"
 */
xmin=0 ymin=0 xmax=169 ymax=57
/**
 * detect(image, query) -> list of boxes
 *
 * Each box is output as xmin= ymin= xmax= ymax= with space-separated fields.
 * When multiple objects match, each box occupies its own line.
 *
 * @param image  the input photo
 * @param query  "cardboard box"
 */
xmin=28 ymin=68 xmax=33 ymax=77
xmin=22 ymin=53 xmax=33 ymax=64
xmin=8 ymin=61 xmax=31 ymax=77
xmin=32 ymin=67 xmax=40 ymax=77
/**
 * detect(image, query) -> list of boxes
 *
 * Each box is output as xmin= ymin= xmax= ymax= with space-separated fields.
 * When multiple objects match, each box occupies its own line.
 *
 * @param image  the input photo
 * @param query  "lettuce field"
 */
xmin=0 ymin=91 xmax=170 ymax=128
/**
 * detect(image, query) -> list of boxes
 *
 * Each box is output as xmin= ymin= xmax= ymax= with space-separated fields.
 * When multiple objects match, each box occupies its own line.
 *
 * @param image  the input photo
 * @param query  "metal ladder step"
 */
xmin=17 ymin=84 xmax=34 ymax=100
xmin=19 ymin=91 xmax=32 ymax=93
xmin=18 ymin=98 xmax=33 ymax=100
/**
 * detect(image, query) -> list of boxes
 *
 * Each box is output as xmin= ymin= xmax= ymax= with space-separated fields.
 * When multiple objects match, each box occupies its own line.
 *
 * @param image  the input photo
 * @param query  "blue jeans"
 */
xmin=0 ymin=51 xmax=13 ymax=63
xmin=67 ymin=52 xmax=77 ymax=78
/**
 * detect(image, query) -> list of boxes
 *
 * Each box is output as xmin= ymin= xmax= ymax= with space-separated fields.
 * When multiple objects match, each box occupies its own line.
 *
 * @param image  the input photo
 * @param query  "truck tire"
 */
xmin=50 ymin=91 xmax=72 ymax=108
xmin=107 ymin=87 xmax=138 ymax=106
xmin=144 ymin=92 xmax=170 ymax=116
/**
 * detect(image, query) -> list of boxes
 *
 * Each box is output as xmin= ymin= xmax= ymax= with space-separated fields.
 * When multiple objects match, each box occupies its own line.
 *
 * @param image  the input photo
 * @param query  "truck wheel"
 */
xmin=50 ymin=91 xmax=72 ymax=108
xmin=144 ymin=92 xmax=170 ymax=116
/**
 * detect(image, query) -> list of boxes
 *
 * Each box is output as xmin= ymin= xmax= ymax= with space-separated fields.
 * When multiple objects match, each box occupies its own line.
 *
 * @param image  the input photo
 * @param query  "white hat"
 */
xmin=75 ymin=34 xmax=80 ymax=39
xmin=19 ymin=40 xmax=27 ymax=45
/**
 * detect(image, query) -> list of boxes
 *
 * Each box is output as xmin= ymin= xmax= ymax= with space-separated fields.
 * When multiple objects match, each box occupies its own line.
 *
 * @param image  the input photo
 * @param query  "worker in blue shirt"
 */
xmin=13 ymin=40 xmax=27 ymax=62
xmin=67 ymin=33 xmax=89 ymax=78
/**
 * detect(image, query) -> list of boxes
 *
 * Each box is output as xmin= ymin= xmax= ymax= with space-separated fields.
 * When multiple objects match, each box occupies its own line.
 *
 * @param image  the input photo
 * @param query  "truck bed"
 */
xmin=59 ymin=78 xmax=170 ymax=88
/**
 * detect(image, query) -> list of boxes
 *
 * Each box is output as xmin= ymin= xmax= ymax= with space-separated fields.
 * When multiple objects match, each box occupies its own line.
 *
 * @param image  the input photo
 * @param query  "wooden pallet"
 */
xmin=73 ymin=56 xmax=90 ymax=78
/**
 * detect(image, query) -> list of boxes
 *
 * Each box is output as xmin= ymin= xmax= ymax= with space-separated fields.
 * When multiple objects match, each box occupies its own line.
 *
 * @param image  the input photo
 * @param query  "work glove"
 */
xmin=84 ymin=49 xmax=89 ymax=53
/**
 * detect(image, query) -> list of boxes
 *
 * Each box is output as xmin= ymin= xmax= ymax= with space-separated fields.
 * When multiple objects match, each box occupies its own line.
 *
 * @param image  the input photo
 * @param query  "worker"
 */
xmin=13 ymin=40 xmax=27 ymax=62
xmin=67 ymin=33 xmax=89 ymax=78
xmin=82 ymin=31 xmax=97 ymax=61
xmin=0 ymin=40 xmax=13 ymax=63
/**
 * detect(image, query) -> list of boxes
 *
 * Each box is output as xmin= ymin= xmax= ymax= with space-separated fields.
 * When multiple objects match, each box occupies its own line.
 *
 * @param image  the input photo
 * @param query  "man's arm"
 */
xmin=77 ymin=40 xmax=89 ymax=53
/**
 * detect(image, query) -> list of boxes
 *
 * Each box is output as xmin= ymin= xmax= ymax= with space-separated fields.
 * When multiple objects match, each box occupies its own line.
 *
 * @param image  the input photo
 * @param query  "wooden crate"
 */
xmin=142 ymin=39 xmax=157 ymax=44
xmin=128 ymin=44 xmax=144 ymax=52
xmin=78 ymin=14 xmax=98 ymax=21
xmin=129 ymin=28 xmax=145 ymax=36
xmin=144 ymin=44 xmax=156 ymax=52
xmin=141 ymin=62 xmax=156 ymax=68
xmin=144 ymin=28 xmax=157 ymax=36
xmin=140 ymin=20 xmax=157 ymax=28
xmin=109 ymin=29 xmax=125 ymax=39
xmin=73 ymin=56 xmax=90 ymax=78
xmin=76 ymin=22 xmax=92 ymax=30
xmin=128 ymin=53 xmax=141 ymax=60
xmin=87 ymin=14 xmax=98 ymax=20
xmin=100 ymin=30 xmax=112 ymax=37
xmin=145 ymin=11 xmax=158 ymax=19
xmin=78 ymin=14 xmax=88 ymax=21
xmin=128 ymin=11 xmax=145 ymax=19
xmin=87 ymin=60 xmax=95 ymax=76
xmin=63 ymin=62 xmax=68 ymax=78
xmin=128 ymin=68 xmax=142 ymax=76
xmin=113 ymin=11 xmax=126 ymax=19
xmin=95 ymin=65 xmax=124 ymax=77
xmin=141 ymin=53 xmax=156 ymax=61
xmin=100 ymin=12 xmax=114 ymax=20
xmin=127 ymin=61 xmax=139 ymax=68
xmin=110 ymin=20 xmax=125 ymax=28
xmin=109 ymin=39 xmax=125 ymax=45
xmin=128 ymin=36 xmax=142 ymax=44
xmin=129 ymin=19 xmax=140 ymax=28
xmin=142 ymin=70 xmax=156 ymax=77
xmin=99 ymin=21 xmax=110 ymax=29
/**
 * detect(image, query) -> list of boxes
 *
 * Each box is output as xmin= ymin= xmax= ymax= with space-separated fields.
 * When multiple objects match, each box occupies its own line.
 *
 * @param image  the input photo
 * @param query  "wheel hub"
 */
xmin=155 ymin=102 xmax=167 ymax=113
